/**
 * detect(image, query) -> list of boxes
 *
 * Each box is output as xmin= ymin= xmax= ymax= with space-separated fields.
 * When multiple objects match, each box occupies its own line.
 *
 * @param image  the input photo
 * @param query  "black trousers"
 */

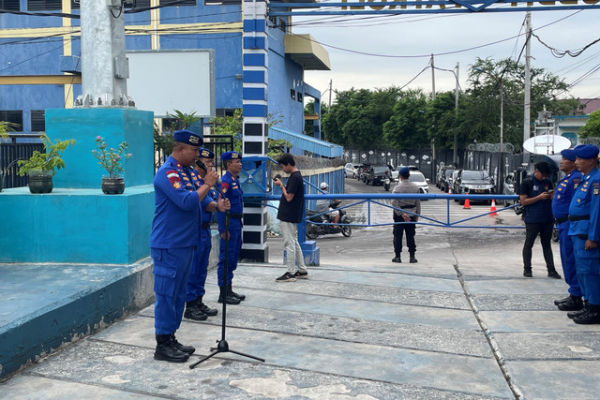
xmin=393 ymin=214 xmax=416 ymax=255
xmin=522 ymin=221 xmax=555 ymax=270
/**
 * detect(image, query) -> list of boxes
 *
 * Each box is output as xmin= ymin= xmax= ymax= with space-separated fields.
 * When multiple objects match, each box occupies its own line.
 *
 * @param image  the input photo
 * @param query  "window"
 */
xmin=0 ymin=110 xmax=23 ymax=130
xmin=159 ymin=0 xmax=195 ymax=5
xmin=290 ymin=89 xmax=296 ymax=100
xmin=27 ymin=0 xmax=61 ymax=11
xmin=215 ymin=108 xmax=236 ymax=117
xmin=131 ymin=0 xmax=150 ymax=7
xmin=70 ymin=0 xmax=80 ymax=9
xmin=0 ymin=0 xmax=19 ymax=10
xmin=297 ymin=92 xmax=303 ymax=102
xmin=31 ymin=110 xmax=45 ymax=132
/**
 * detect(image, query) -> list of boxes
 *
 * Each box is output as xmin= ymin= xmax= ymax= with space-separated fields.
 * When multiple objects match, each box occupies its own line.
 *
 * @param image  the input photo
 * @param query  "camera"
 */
xmin=195 ymin=160 xmax=207 ymax=171
xmin=273 ymin=174 xmax=281 ymax=182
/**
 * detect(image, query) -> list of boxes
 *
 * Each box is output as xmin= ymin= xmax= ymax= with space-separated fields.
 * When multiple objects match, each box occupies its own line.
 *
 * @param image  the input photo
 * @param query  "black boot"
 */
xmin=523 ymin=268 xmax=532 ymax=278
xmin=547 ymin=269 xmax=562 ymax=279
xmin=554 ymin=295 xmax=572 ymax=306
xmin=218 ymin=286 xmax=240 ymax=304
xmin=568 ymin=301 xmax=588 ymax=319
xmin=409 ymin=252 xmax=417 ymax=263
xmin=557 ymin=295 xmax=583 ymax=311
xmin=392 ymin=254 xmax=401 ymax=263
xmin=228 ymin=284 xmax=246 ymax=301
xmin=170 ymin=333 xmax=195 ymax=355
xmin=154 ymin=334 xmax=189 ymax=362
xmin=574 ymin=304 xmax=600 ymax=324
xmin=196 ymin=296 xmax=218 ymax=316
xmin=184 ymin=300 xmax=208 ymax=321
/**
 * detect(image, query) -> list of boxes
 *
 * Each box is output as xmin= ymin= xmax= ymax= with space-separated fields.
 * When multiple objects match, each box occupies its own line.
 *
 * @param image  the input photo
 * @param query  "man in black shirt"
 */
xmin=519 ymin=161 xmax=561 ymax=279
xmin=273 ymin=154 xmax=308 ymax=282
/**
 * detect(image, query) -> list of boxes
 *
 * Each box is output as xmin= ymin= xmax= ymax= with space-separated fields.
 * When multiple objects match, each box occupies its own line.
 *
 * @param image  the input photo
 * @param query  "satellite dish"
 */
xmin=523 ymin=135 xmax=571 ymax=155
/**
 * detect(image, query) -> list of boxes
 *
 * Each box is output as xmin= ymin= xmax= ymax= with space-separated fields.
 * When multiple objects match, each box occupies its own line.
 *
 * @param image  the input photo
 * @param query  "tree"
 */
xmin=579 ymin=109 xmax=600 ymax=137
xmin=383 ymin=90 xmax=429 ymax=149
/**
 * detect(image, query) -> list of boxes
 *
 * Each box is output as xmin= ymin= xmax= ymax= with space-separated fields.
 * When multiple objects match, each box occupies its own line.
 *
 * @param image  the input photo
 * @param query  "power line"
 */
xmin=532 ymin=31 xmax=600 ymax=58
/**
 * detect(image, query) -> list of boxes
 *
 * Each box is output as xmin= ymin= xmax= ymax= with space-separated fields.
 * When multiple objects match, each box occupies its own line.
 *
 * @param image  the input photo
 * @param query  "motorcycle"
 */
xmin=305 ymin=200 xmax=352 ymax=239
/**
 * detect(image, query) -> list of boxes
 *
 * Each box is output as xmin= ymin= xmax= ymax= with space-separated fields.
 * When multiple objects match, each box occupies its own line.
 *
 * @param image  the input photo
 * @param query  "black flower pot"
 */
xmin=102 ymin=177 xmax=125 ymax=195
xmin=28 ymin=170 xmax=53 ymax=194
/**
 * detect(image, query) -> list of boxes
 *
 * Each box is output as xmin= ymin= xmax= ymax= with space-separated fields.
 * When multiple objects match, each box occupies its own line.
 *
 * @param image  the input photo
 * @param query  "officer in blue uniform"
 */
xmin=150 ymin=130 xmax=218 ymax=362
xmin=184 ymin=148 xmax=229 ymax=320
xmin=217 ymin=151 xmax=246 ymax=305
xmin=552 ymin=149 xmax=583 ymax=311
xmin=567 ymin=144 xmax=600 ymax=324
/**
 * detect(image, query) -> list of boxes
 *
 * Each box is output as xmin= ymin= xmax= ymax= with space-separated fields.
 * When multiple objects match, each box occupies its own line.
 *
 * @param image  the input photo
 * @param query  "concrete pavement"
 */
xmin=3 ymin=216 xmax=600 ymax=399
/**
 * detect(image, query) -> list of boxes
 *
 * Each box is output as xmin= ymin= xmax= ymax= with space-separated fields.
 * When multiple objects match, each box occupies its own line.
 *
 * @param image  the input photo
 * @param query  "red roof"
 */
xmin=579 ymin=98 xmax=600 ymax=114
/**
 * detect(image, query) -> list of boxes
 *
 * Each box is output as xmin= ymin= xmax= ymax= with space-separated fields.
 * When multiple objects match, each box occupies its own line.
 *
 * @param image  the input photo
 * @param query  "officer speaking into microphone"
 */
xmin=149 ymin=130 xmax=218 ymax=363
xmin=567 ymin=144 xmax=600 ymax=324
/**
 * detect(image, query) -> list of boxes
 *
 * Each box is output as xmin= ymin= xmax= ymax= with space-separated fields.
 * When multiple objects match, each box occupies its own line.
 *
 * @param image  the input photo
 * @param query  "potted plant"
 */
xmin=17 ymin=135 xmax=76 ymax=194
xmin=92 ymin=136 xmax=132 ymax=195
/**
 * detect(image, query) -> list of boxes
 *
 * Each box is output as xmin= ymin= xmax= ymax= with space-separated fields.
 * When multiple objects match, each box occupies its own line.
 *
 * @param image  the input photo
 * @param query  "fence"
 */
xmin=154 ymin=134 xmax=234 ymax=174
xmin=0 ymin=134 xmax=44 ymax=189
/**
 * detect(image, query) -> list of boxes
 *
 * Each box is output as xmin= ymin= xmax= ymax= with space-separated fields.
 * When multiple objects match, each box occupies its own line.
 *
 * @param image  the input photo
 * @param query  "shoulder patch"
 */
xmin=166 ymin=170 xmax=181 ymax=189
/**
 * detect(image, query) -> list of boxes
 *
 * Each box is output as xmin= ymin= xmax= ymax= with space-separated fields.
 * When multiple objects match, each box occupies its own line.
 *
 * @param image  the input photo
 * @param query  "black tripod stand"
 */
xmin=190 ymin=211 xmax=265 ymax=368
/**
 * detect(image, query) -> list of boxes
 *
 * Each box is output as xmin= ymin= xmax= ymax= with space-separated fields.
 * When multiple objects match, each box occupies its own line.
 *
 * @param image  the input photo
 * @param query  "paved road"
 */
xmin=3 ymin=178 xmax=600 ymax=399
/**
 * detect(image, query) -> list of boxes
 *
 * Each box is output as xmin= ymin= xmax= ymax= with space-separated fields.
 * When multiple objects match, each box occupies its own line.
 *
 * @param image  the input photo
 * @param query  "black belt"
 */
xmin=229 ymin=213 xmax=243 ymax=219
xmin=554 ymin=216 xmax=568 ymax=224
xmin=569 ymin=215 xmax=590 ymax=222
xmin=202 ymin=222 xmax=211 ymax=229
xmin=577 ymin=234 xmax=588 ymax=240
xmin=399 ymin=205 xmax=416 ymax=209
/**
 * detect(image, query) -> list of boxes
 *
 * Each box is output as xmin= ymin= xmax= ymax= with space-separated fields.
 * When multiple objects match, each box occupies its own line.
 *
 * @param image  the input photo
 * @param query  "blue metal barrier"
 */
xmin=246 ymin=193 xmax=523 ymax=230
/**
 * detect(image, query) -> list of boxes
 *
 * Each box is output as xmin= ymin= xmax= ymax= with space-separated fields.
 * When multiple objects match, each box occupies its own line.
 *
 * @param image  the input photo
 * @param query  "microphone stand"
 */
xmin=190 ymin=211 xmax=265 ymax=368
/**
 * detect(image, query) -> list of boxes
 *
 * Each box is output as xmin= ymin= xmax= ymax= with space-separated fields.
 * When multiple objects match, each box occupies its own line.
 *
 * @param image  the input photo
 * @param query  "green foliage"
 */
xmin=580 ymin=109 xmax=600 ymax=137
xmin=323 ymin=57 xmax=574 ymax=153
xmin=91 ymin=136 xmax=132 ymax=178
xmin=267 ymin=138 xmax=292 ymax=158
xmin=210 ymin=109 xmax=242 ymax=152
xmin=18 ymin=135 xmax=76 ymax=176
xmin=154 ymin=122 xmax=173 ymax=155
xmin=168 ymin=110 xmax=200 ymax=130
xmin=0 ymin=121 xmax=20 ymax=139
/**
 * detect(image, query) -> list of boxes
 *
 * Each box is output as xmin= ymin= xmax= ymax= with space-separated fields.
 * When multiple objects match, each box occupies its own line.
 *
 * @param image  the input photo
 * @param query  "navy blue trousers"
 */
xmin=557 ymin=222 xmax=581 ymax=297
xmin=217 ymin=220 xmax=242 ymax=287
xmin=186 ymin=228 xmax=212 ymax=302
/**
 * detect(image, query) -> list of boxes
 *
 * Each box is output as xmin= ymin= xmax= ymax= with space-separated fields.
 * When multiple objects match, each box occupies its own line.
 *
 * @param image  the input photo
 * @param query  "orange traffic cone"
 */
xmin=448 ymin=186 xmax=452 ymax=195
xmin=489 ymin=199 xmax=497 ymax=217
xmin=463 ymin=197 xmax=471 ymax=209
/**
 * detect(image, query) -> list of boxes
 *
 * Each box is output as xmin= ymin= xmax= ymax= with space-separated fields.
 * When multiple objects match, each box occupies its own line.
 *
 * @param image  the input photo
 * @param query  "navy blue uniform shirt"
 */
xmin=217 ymin=171 xmax=244 ymax=234
xmin=568 ymin=167 xmax=600 ymax=241
xmin=520 ymin=176 xmax=553 ymax=224
xmin=552 ymin=170 xmax=582 ymax=219
xmin=150 ymin=156 xmax=201 ymax=248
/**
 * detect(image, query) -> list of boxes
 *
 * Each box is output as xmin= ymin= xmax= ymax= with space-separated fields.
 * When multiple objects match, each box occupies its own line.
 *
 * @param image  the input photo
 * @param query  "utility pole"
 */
xmin=430 ymin=54 xmax=436 ymax=183
xmin=328 ymin=79 xmax=332 ymax=110
xmin=453 ymin=62 xmax=459 ymax=165
xmin=523 ymin=12 xmax=532 ymax=163
xmin=499 ymin=80 xmax=504 ymax=194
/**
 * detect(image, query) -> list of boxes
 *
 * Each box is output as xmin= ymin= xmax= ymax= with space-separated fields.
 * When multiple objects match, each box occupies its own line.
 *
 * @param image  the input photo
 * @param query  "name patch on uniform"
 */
xmin=594 ymin=182 xmax=600 ymax=195
xmin=166 ymin=170 xmax=181 ymax=189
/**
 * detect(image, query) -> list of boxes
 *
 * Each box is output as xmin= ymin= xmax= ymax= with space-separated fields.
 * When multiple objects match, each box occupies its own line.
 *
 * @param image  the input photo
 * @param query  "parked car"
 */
xmin=384 ymin=165 xmax=423 ymax=191
xmin=408 ymin=170 xmax=430 ymax=195
xmin=452 ymin=169 xmax=495 ymax=205
xmin=344 ymin=163 xmax=363 ymax=178
xmin=439 ymin=167 xmax=455 ymax=193
xmin=499 ymin=172 xmax=517 ymax=205
xmin=363 ymin=165 xmax=389 ymax=186
xmin=358 ymin=164 xmax=371 ymax=182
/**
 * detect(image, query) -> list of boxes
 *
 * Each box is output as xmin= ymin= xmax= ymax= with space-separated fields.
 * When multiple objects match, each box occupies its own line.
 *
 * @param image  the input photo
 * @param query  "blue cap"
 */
xmin=173 ymin=129 xmax=202 ymax=146
xmin=399 ymin=167 xmax=410 ymax=177
xmin=574 ymin=144 xmax=599 ymax=159
xmin=221 ymin=151 xmax=241 ymax=161
xmin=561 ymin=149 xmax=576 ymax=161
xmin=198 ymin=147 xmax=214 ymax=159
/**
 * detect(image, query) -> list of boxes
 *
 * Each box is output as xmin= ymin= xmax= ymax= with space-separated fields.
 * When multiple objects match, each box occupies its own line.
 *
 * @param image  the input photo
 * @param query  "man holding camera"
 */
xmin=273 ymin=154 xmax=308 ymax=282
xmin=519 ymin=161 xmax=561 ymax=279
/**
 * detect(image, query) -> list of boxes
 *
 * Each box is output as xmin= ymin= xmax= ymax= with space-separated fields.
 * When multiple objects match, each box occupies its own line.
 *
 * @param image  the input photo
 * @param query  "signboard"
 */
xmin=523 ymin=134 xmax=571 ymax=155
xmin=126 ymin=50 xmax=215 ymax=118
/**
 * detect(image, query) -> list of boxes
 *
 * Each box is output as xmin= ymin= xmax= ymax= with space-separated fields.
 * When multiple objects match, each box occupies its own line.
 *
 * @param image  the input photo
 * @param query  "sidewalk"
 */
xmin=2 ymin=224 xmax=600 ymax=399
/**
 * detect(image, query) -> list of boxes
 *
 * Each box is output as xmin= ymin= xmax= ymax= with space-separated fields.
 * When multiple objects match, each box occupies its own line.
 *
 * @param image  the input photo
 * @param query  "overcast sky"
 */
xmin=293 ymin=9 xmax=600 ymax=103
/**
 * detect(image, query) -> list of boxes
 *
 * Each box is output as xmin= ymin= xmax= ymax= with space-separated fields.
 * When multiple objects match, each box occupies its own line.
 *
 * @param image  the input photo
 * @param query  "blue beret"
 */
xmin=561 ymin=149 xmax=576 ymax=161
xmin=574 ymin=144 xmax=599 ymax=159
xmin=221 ymin=151 xmax=241 ymax=161
xmin=173 ymin=130 xmax=202 ymax=146
xmin=198 ymin=147 xmax=214 ymax=159
xmin=399 ymin=167 xmax=410 ymax=177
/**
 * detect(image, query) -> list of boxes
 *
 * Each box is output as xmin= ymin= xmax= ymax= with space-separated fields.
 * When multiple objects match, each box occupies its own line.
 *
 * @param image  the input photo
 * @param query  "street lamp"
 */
xmin=433 ymin=63 xmax=460 ymax=165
